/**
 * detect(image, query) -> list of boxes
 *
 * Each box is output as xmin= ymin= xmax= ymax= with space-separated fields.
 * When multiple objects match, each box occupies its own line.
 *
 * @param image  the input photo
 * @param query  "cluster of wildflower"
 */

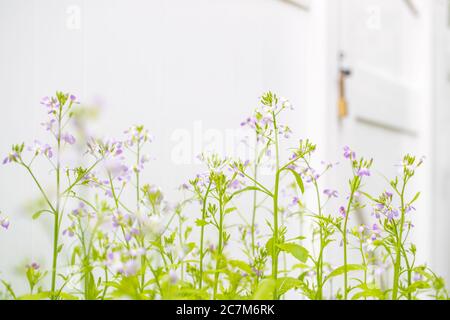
xmin=353 ymin=223 xmax=382 ymax=252
xmin=106 ymin=247 xmax=146 ymax=276
xmin=41 ymin=92 xmax=78 ymax=141
xmin=124 ymin=125 xmax=153 ymax=147
xmin=0 ymin=211 xmax=9 ymax=230
xmin=240 ymin=92 xmax=293 ymax=142
xmin=372 ymin=192 xmax=400 ymax=221
xmin=2 ymin=144 xmax=24 ymax=165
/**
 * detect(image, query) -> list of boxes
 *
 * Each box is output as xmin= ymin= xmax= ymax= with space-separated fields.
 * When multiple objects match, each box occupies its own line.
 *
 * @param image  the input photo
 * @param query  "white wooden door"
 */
xmin=329 ymin=0 xmax=434 ymax=265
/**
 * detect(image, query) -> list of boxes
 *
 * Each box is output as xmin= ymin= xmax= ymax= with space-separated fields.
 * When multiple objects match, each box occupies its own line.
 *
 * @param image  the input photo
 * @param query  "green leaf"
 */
xmin=195 ymin=219 xmax=208 ymax=227
xmin=286 ymin=169 xmax=304 ymax=194
xmin=277 ymin=243 xmax=309 ymax=263
xmin=265 ymin=237 xmax=275 ymax=255
xmin=277 ymin=277 xmax=302 ymax=296
xmin=253 ymin=279 xmax=276 ymax=300
xmin=224 ymin=207 xmax=237 ymax=214
xmin=71 ymin=246 xmax=81 ymax=265
xmin=405 ymin=280 xmax=431 ymax=293
xmin=59 ymin=292 xmax=80 ymax=300
xmin=0 ymin=280 xmax=17 ymax=300
xmin=32 ymin=210 xmax=53 ymax=220
xmin=409 ymin=192 xmax=421 ymax=205
xmin=230 ymin=186 xmax=272 ymax=200
xmin=292 ymin=262 xmax=309 ymax=270
xmin=18 ymin=291 xmax=52 ymax=300
xmin=324 ymin=264 xmax=366 ymax=284
xmin=352 ymin=288 xmax=385 ymax=300
xmin=228 ymin=260 xmax=253 ymax=274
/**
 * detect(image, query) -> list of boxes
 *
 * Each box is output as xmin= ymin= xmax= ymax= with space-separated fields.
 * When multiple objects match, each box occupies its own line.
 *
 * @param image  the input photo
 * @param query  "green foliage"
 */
xmin=0 ymin=91 xmax=447 ymax=301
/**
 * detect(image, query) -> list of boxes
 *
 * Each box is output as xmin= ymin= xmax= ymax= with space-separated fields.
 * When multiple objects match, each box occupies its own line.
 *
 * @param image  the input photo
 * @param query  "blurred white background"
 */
xmin=0 ymin=0 xmax=449 ymax=293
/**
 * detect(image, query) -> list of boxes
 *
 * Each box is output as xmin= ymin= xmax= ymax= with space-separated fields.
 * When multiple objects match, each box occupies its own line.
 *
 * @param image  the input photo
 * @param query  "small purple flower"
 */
xmin=71 ymin=202 xmax=86 ymax=216
xmin=0 ymin=217 xmax=10 ymax=230
xmin=180 ymin=183 xmax=190 ymax=190
xmin=303 ymin=168 xmax=320 ymax=183
xmin=252 ymin=267 xmax=263 ymax=277
xmin=307 ymin=270 xmax=317 ymax=277
xmin=321 ymin=160 xmax=339 ymax=169
xmin=343 ymin=146 xmax=356 ymax=160
xmin=323 ymin=189 xmax=338 ymax=198
xmin=125 ymin=228 xmax=140 ymax=242
xmin=369 ymin=224 xmax=381 ymax=241
xmin=280 ymin=125 xmax=292 ymax=138
xmin=261 ymin=116 xmax=272 ymax=126
xmin=358 ymin=225 xmax=366 ymax=234
xmin=240 ymin=117 xmax=256 ymax=128
xmin=286 ymin=164 xmax=297 ymax=171
xmin=357 ymin=168 xmax=371 ymax=177
xmin=62 ymin=228 xmax=75 ymax=237
xmin=405 ymin=221 xmax=415 ymax=228
xmin=374 ymin=264 xmax=387 ymax=276
xmin=229 ymin=163 xmax=245 ymax=178
xmin=28 ymin=140 xmax=53 ymax=158
xmin=61 ymin=133 xmax=76 ymax=145
xmin=413 ymin=272 xmax=423 ymax=282
xmin=69 ymin=94 xmax=79 ymax=104
xmin=40 ymin=96 xmax=51 ymax=106
xmin=27 ymin=262 xmax=40 ymax=270
xmin=291 ymin=196 xmax=300 ymax=206
xmin=41 ymin=119 xmax=56 ymax=131
xmin=123 ymin=259 xmax=138 ymax=276
xmin=141 ymin=154 xmax=151 ymax=164
xmin=62 ymin=221 xmax=76 ymax=237
xmin=169 ymin=270 xmax=179 ymax=285
xmin=372 ymin=223 xmax=381 ymax=234
xmin=387 ymin=209 xmax=399 ymax=221
xmin=228 ymin=179 xmax=242 ymax=190
xmin=124 ymin=125 xmax=152 ymax=146
xmin=339 ymin=206 xmax=347 ymax=218
xmin=3 ymin=152 xmax=19 ymax=165
xmin=40 ymin=96 xmax=59 ymax=113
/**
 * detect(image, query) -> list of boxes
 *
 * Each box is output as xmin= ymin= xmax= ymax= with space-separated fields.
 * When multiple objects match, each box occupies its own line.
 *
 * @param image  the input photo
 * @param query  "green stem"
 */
xmin=199 ymin=182 xmax=212 ymax=290
xmin=22 ymin=164 xmax=56 ymax=214
xmin=392 ymin=179 xmax=407 ymax=300
xmin=136 ymin=143 xmax=141 ymax=211
xmin=135 ymin=143 xmax=146 ymax=292
xmin=343 ymin=177 xmax=359 ymax=300
xmin=213 ymin=194 xmax=224 ymax=299
xmin=402 ymin=247 xmax=412 ymax=300
xmin=51 ymin=106 xmax=63 ymax=299
xmin=179 ymin=214 xmax=184 ymax=283
xmin=272 ymin=111 xmax=280 ymax=300
xmin=251 ymin=141 xmax=259 ymax=258
xmin=306 ymin=158 xmax=324 ymax=300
